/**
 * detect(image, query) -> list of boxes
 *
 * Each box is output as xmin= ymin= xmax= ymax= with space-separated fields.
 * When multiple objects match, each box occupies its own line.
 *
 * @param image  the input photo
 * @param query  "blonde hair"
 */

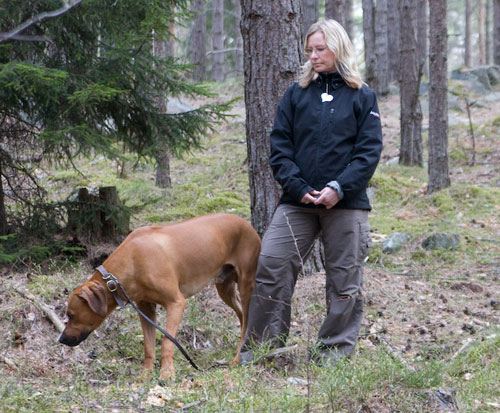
xmin=299 ymin=19 xmax=364 ymax=89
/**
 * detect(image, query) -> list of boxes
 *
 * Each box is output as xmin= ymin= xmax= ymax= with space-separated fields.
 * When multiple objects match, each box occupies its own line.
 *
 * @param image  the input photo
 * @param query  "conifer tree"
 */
xmin=0 ymin=0 xmax=231 ymax=234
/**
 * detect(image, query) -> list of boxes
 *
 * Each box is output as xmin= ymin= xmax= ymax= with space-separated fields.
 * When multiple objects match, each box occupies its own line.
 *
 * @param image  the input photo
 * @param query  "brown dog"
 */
xmin=59 ymin=213 xmax=260 ymax=379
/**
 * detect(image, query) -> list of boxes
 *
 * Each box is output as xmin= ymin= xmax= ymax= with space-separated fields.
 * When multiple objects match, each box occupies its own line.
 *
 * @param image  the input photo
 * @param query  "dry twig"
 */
xmin=13 ymin=288 xmax=65 ymax=333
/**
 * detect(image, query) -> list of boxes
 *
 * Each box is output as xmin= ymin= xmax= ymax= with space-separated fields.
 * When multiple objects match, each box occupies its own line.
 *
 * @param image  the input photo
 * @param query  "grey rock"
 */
xmin=451 ymin=67 xmax=492 ymax=93
xmin=383 ymin=232 xmax=411 ymax=254
xmin=422 ymin=233 xmax=460 ymax=250
xmin=486 ymin=65 xmax=500 ymax=86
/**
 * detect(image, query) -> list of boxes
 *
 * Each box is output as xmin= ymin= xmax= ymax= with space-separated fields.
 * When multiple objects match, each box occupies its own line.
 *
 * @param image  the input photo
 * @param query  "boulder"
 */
xmin=383 ymin=232 xmax=411 ymax=254
xmin=422 ymin=233 xmax=460 ymax=250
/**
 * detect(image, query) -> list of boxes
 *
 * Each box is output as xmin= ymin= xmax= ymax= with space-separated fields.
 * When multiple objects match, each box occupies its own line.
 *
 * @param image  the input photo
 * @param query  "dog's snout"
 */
xmin=58 ymin=331 xmax=90 ymax=347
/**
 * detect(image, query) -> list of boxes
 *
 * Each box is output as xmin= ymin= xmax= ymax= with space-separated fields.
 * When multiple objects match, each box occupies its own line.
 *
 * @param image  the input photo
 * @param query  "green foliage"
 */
xmin=0 ymin=231 xmax=86 ymax=267
xmin=0 ymin=234 xmax=16 ymax=263
xmin=0 ymin=0 xmax=232 ymax=236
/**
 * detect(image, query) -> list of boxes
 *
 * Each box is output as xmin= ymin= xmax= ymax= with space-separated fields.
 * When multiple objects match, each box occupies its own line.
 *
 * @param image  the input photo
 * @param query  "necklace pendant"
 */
xmin=321 ymin=93 xmax=333 ymax=102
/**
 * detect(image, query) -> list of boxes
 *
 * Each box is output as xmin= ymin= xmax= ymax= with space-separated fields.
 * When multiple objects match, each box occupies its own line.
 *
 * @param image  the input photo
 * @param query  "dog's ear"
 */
xmin=77 ymin=283 xmax=108 ymax=318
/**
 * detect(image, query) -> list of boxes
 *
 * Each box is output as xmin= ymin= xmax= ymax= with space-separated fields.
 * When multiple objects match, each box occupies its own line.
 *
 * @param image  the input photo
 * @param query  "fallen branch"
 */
xmin=380 ymin=337 xmax=415 ymax=371
xmin=451 ymin=338 xmax=474 ymax=360
xmin=266 ymin=344 xmax=298 ymax=359
xmin=14 ymin=288 xmax=65 ymax=333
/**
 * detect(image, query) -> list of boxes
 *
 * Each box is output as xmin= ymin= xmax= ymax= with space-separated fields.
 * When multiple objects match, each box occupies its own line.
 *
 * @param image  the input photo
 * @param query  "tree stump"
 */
xmin=67 ymin=186 xmax=129 ymax=242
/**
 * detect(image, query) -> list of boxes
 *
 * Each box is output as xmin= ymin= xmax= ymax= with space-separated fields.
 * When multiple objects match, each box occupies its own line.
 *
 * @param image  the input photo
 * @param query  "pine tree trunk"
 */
xmin=153 ymin=31 xmax=172 ymax=188
xmin=324 ymin=0 xmax=353 ymax=40
xmin=240 ymin=0 xmax=302 ymax=237
xmin=362 ymin=0 xmax=376 ymax=86
xmin=486 ymin=0 xmax=491 ymax=64
xmin=428 ymin=0 xmax=450 ymax=193
xmin=496 ymin=0 xmax=500 ymax=65
xmin=325 ymin=0 xmax=346 ymax=26
xmin=301 ymin=0 xmax=319 ymax=39
xmin=212 ymin=0 xmax=224 ymax=82
xmin=166 ymin=22 xmax=176 ymax=58
xmin=345 ymin=0 xmax=353 ymax=41
xmin=0 ymin=160 xmax=7 ymax=235
xmin=235 ymin=0 xmax=244 ymax=75
xmin=399 ymin=0 xmax=423 ymax=167
xmin=387 ymin=0 xmax=400 ymax=83
xmin=465 ymin=0 xmax=472 ymax=67
xmin=155 ymin=150 xmax=172 ymax=188
xmin=417 ymin=0 xmax=428 ymax=77
xmin=373 ymin=0 xmax=389 ymax=96
xmin=479 ymin=0 xmax=486 ymax=65
xmin=190 ymin=0 xmax=207 ymax=82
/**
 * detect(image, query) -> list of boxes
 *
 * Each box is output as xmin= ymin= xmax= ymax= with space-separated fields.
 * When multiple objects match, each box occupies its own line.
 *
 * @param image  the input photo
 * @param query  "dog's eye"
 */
xmin=67 ymin=313 xmax=74 ymax=321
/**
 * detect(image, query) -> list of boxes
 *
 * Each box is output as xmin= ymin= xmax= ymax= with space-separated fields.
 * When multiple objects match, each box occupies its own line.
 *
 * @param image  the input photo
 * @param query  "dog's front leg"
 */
xmin=137 ymin=301 xmax=157 ymax=379
xmin=160 ymin=295 xmax=187 ymax=381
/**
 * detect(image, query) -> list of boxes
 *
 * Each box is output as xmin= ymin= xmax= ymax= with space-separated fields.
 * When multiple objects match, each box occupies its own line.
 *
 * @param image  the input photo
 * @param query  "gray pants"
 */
xmin=243 ymin=204 xmax=372 ymax=359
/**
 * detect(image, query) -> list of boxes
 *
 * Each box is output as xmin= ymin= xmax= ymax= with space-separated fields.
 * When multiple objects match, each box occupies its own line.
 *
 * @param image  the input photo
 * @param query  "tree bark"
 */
xmin=325 ymin=0 xmax=353 ymax=40
xmin=486 ymin=0 xmax=491 ymax=64
xmin=153 ymin=31 xmax=172 ymax=188
xmin=428 ymin=0 xmax=450 ymax=193
xmin=465 ymin=0 xmax=472 ymax=67
xmin=234 ymin=0 xmax=244 ymax=76
xmin=212 ymin=0 xmax=225 ymax=82
xmin=240 ymin=0 xmax=302 ymax=237
xmin=417 ymin=0 xmax=428 ymax=77
xmin=387 ymin=0 xmax=400 ymax=83
xmin=399 ymin=0 xmax=423 ymax=167
xmin=0 ymin=160 xmax=7 ymax=235
xmin=373 ymin=0 xmax=389 ymax=96
xmin=301 ymin=0 xmax=319 ymax=40
xmin=155 ymin=149 xmax=172 ymax=188
xmin=496 ymin=0 xmax=500 ymax=65
xmin=478 ymin=0 xmax=486 ymax=65
xmin=190 ymin=0 xmax=207 ymax=82
xmin=345 ymin=0 xmax=353 ymax=41
xmin=99 ymin=186 xmax=129 ymax=241
xmin=325 ymin=0 xmax=346 ymax=26
xmin=362 ymin=0 xmax=376 ymax=87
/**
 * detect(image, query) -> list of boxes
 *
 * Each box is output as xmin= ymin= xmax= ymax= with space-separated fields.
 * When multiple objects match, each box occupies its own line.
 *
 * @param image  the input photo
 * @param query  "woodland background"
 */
xmin=0 ymin=0 xmax=499 ymax=412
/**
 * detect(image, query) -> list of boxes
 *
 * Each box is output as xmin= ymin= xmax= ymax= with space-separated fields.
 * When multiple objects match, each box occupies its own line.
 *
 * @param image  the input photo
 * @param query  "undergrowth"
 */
xmin=1 ymin=84 xmax=499 ymax=412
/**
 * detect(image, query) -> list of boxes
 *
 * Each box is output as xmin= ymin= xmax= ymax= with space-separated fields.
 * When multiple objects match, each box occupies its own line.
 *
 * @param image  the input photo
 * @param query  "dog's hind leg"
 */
xmin=215 ymin=265 xmax=243 ymax=325
xmin=233 ymin=267 xmax=256 ymax=366
xmin=137 ymin=301 xmax=157 ymax=378
xmin=216 ymin=264 xmax=256 ymax=366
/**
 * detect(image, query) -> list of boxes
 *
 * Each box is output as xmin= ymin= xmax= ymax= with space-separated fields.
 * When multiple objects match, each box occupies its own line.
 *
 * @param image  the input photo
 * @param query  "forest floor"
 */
xmin=0 ymin=78 xmax=499 ymax=412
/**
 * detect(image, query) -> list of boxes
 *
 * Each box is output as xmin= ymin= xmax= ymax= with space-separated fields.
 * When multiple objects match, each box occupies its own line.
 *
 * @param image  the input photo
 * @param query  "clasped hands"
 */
xmin=300 ymin=187 xmax=339 ymax=209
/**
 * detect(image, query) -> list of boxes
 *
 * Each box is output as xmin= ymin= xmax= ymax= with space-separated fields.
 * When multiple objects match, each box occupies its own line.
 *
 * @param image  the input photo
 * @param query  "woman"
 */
xmin=240 ymin=19 xmax=383 ymax=365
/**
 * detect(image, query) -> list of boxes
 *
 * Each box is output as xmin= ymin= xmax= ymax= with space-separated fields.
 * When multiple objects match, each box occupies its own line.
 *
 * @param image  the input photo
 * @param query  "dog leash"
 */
xmin=96 ymin=265 xmax=200 ymax=370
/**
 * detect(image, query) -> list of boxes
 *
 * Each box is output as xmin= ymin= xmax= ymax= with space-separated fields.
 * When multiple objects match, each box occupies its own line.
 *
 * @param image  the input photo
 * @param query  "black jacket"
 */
xmin=269 ymin=72 xmax=383 ymax=210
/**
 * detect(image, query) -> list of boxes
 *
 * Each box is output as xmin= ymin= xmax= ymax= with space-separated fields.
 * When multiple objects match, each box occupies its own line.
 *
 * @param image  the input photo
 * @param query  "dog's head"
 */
xmin=58 ymin=281 xmax=109 ymax=347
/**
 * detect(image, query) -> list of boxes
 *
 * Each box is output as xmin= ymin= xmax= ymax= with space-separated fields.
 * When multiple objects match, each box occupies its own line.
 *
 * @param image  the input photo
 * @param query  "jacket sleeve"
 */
xmin=336 ymin=87 xmax=383 ymax=199
xmin=269 ymin=85 xmax=313 ymax=202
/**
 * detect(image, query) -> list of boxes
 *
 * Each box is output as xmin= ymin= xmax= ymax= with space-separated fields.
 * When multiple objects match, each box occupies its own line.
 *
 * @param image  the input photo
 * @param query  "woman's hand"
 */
xmin=313 ymin=186 xmax=339 ymax=209
xmin=301 ymin=189 xmax=321 ymax=204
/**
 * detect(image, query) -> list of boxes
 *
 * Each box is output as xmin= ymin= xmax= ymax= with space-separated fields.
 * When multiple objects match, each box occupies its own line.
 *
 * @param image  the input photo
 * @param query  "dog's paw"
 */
xmin=159 ymin=369 xmax=176 ymax=383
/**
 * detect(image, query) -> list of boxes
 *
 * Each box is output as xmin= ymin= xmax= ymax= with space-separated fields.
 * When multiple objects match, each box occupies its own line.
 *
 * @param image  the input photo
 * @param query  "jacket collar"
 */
xmin=316 ymin=72 xmax=345 ymax=91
